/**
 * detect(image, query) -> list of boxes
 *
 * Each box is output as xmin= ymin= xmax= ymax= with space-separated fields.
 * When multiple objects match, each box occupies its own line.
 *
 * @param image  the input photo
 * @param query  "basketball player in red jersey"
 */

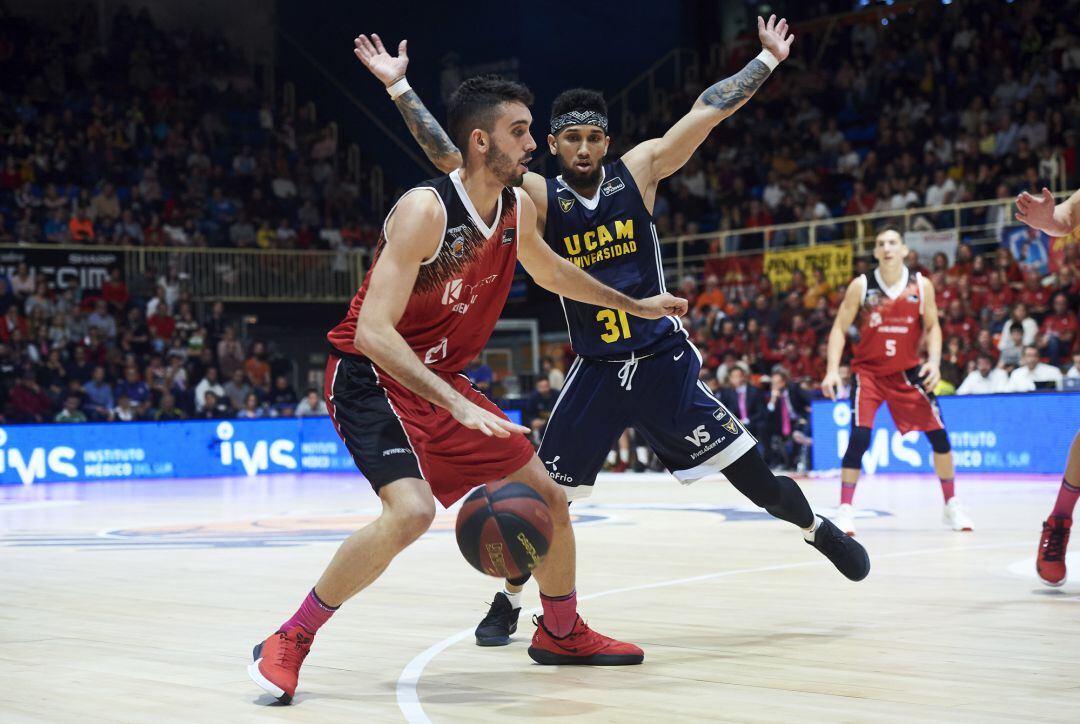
xmin=822 ymin=227 xmax=975 ymax=536
xmin=247 ymin=76 xmax=687 ymax=703
xmin=1016 ymin=187 xmax=1080 ymax=585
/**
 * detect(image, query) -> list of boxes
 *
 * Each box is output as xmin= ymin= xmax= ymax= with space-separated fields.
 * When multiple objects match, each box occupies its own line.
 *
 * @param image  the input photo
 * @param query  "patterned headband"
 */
xmin=550 ymin=110 xmax=609 ymax=135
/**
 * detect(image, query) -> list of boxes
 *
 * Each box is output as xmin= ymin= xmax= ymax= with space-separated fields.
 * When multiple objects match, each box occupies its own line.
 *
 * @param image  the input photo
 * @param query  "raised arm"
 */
xmin=821 ymin=279 xmax=862 ymax=400
xmin=515 ymin=192 xmax=687 ymax=319
xmin=355 ymin=190 xmax=526 ymax=438
xmin=354 ymin=33 xmax=462 ymax=173
xmin=622 ymin=15 xmax=794 ymax=185
xmin=1016 ymin=187 xmax=1080 ymax=237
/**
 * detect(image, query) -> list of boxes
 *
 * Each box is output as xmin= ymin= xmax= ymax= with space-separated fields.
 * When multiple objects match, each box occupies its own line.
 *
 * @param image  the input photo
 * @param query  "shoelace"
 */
xmin=818 ymin=528 xmax=851 ymax=559
xmin=478 ymin=598 xmax=512 ymax=626
xmin=275 ymin=631 xmax=311 ymax=669
xmin=1042 ymin=525 xmax=1070 ymax=562
xmin=617 ymin=351 xmax=639 ymax=391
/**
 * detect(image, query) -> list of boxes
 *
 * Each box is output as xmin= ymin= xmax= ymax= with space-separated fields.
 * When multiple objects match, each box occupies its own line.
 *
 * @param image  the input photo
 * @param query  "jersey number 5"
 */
xmin=885 ymin=339 xmax=897 ymax=357
xmin=597 ymin=309 xmax=632 ymax=343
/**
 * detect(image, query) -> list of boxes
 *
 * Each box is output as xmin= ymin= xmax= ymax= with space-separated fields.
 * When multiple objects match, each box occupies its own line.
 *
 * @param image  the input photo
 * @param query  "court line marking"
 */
xmin=396 ymin=540 xmax=1028 ymax=723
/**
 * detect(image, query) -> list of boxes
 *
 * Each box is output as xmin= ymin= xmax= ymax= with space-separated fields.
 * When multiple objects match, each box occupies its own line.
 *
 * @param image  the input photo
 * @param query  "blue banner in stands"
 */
xmin=811 ymin=392 xmax=1078 ymax=474
xmin=0 ymin=411 xmax=525 ymax=485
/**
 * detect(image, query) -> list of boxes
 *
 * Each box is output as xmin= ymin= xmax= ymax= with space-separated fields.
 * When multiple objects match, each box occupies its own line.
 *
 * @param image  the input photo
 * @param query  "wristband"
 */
xmin=387 ymin=76 xmax=411 ymax=100
xmin=755 ymin=49 xmax=780 ymax=71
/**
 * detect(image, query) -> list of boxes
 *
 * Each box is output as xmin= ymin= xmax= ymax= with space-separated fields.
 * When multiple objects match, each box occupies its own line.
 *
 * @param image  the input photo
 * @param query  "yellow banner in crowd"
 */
xmin=763 ymin=243 xmax=853 ymax=291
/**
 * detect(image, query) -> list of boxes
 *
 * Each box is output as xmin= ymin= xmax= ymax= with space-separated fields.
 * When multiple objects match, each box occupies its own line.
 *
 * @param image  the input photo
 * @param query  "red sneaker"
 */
xmin=1037 ymin=516 xmax=1071 ymax=587
xmin=247 ymin=626 xmax=314 ymax=704
xmin=528 ymin=615 xmax=643 ymax=665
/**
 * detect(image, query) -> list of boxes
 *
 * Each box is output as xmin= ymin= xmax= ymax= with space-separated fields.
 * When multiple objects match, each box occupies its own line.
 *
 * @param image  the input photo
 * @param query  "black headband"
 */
xmin=550 ymin=110 xmax=609 ymax=135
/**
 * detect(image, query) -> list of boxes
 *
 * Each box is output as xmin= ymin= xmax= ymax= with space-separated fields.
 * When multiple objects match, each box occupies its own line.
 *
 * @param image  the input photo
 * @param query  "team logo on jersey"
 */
xmin=449 ymin=236 xmax=465 ymax=258
xmin=600 ymin=177 xmax=625 ymax=196
xmin=424 ymin=338 xmax=448 ymax=365
xmin=869 ymin=311 xmax=883 ymax=328
xmin=907 ymin=294 xmax=919 ymax=302
xmin=865 ymin=289 xmax=882 ymax=306
xmin=442 ymin=274 xmax=499 ymax=315
xmin=501 ymin=228 xmax=516 ymax=245
xmin=559 ymin=197 xmax=575 ymax=213
xmin=712 ymin=408 xmax=739 ymax=435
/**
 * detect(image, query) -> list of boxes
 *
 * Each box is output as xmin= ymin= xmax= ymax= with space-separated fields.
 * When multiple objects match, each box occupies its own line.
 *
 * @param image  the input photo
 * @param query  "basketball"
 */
xmin=455 ymin=481 xmax=554 ymax=578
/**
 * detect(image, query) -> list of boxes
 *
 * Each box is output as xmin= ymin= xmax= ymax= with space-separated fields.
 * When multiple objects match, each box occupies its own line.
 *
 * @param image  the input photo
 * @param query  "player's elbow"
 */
xmin=353 ymin=320 xmax=383 ymax=357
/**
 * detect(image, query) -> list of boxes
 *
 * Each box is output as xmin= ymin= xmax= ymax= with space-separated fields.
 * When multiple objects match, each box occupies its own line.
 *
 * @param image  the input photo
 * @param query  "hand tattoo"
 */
xmin=700 ymin=59 xmax=772 ymax=111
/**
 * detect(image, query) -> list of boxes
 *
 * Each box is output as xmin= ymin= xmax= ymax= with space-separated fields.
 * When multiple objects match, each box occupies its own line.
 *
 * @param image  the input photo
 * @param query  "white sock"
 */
xmin=619 ymin=448 xmax=630 ymax=463
xmin=606 ymin=450 xmax=617 ymax=465
xmin=502 ymin=587 xmax=522 ymax=610
xmin=801 ymin=514 xmax=821 ymax=541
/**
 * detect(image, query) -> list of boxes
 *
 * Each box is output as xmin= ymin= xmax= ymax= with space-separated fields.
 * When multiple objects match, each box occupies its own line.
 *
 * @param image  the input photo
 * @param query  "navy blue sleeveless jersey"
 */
xmin=544 ymin=159 xmax=682 ymax=359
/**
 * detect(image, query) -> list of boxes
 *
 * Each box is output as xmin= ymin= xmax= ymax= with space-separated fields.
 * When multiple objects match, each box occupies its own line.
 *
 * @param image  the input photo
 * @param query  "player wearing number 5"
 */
xmin=358 ymin=15 xmax=869 ymax=648
xmin=822 ymin=227 xmax=975 ymax=536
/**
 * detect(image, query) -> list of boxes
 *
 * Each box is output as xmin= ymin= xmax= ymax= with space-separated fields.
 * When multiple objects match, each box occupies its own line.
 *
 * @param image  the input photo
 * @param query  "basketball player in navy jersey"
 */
xmin=822 ymin=227 xmax=975 ymax=536
xmin=356 ymin=15 xmax=869 ymax=647
xmin=247 ymin=76 xmax=692 ymax=704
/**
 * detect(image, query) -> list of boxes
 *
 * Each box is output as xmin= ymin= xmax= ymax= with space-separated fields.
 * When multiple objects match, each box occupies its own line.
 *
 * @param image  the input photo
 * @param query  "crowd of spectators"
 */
xmin=0 ymin=263 xmax=328 ymax=424
xmin=0 ymin=5 xmax=383 ymax=254
xmin=623 ymin=0 xmax=1080 ymax=251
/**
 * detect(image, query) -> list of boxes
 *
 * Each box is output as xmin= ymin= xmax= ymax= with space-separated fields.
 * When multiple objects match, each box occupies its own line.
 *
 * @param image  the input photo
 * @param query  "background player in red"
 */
xmin=247 ymin=76 xmax=687 ymax=704
xmin=822 ymin=227 xmax=975 ymax=536
xmin=1015 ymin=186 xmax=1080 ymax=586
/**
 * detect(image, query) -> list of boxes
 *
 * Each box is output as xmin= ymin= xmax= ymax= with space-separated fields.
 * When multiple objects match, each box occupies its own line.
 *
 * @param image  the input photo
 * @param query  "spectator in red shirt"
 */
xmin=972 ymin=329 xmax=999 ymax=366
xmin=9 ymin=370 xmax=52 ymax=423
xmin=708 ymin=319 xmax=746 ymax=360
xmin=993 ymin=247 xmax=1024 ymax=289
xmin=844 ymin=181 xmax=876 ymax=217
xmin=1018 ymin=270 xmax=1051 ymax=317
xmin=778 ymin=313 xmax=817 ymax=350
xmin=942 ymin=299 xmax=979 ymax=344
xmin=983 ymin=271 xmax=1014 ymax=320
xmin=969 ymin=254 xmax=990 ymax=295
xmin=941 ymin=335 xmax=970 ymax=387
xmin=931 ymin=253 xmax=949 ymax=276
xmin=101 ymin=267 xmax=129 ymax=312
xmin=0 ymin=306 xmax=29 ymax=343
xmin=947 ymin=243 xmax=975 ymax=279
xmin=147 ymin=305 xmax=176 ymax=348
xmin=905 ymin=250 xmax=931 ymax=277
xmin=1040 ymin=292 xmax=1078 ymax=365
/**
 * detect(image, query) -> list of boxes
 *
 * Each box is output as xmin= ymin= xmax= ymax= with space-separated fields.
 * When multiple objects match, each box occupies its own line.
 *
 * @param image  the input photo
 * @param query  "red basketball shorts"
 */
xmin=851 ymin=366 xmax=944 ymax=434
xmin=324 ymin=354 xmax=536 ymax=507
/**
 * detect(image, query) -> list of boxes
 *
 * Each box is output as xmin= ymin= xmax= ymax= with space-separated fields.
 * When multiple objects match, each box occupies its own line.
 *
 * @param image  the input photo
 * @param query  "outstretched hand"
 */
xmin=1015 ymin=187 xmax=1068 ymax=236
xmin=354 ymin=33 xmax=409 ymax=86
xmin=757 ymin=14 xmax=795 ymax=63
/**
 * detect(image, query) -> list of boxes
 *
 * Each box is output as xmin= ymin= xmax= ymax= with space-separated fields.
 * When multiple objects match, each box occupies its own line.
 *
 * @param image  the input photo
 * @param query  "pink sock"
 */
xmin=840 ymin=482 xmax=856 ymax=506
xmin=281 ymin=588 xmax=338 ymax=634
xmin=940 ymin=478 xmax=955 ymax=503
xmin=540 ymin=589 xmax=578 ymax=638
xmin=1051 ymin=479 xmax=1080 ymax=519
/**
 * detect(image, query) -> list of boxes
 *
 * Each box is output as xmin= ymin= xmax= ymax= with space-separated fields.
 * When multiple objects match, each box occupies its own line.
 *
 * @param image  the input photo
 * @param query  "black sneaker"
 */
xmin=805 ymin=515 xmax=871 ymax=581
xmin=475 ymin=592 xmax=520 ymax=647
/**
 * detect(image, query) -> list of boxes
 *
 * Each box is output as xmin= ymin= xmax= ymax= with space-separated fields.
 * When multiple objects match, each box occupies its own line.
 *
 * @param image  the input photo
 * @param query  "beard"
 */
xmin=559 ymin=161 xmax=602 ymax=191
xmin=485 ymin=144 xmax=525 ymax=187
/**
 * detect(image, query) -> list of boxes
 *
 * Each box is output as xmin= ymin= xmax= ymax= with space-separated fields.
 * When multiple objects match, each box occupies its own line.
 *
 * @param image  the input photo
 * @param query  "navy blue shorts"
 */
xmin=538 ymin=334 xmax=757 ymax=500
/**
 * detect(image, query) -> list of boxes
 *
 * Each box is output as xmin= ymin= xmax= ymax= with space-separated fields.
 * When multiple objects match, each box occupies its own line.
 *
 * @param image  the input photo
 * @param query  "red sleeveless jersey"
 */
xmin=851 ymin=267 xmax=925 ymax=375
xmin=327 ymin=170 xmax=520 ymax=372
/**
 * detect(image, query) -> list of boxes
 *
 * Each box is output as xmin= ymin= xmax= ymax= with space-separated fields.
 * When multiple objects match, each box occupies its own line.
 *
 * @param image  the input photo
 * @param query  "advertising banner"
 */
xmin=763 ymin=243 xmax=852 ymax=291
xmin=811 ymin=392 xmax=1079 ymax=474
xmin=0 ymin=247 xmax=122 ymax=292
xmin=903 ymin=229 xmax=958 ymax=264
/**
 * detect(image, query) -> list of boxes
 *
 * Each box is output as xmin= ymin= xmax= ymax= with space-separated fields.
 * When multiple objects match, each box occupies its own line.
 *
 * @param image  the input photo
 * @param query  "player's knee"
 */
xmin=387 ymin=497 xmax=436 ymax=545
xmin=842 ymin=426 xmax=872 ymax=469
xmin=926 ymin=428 xmax=951 ymax=454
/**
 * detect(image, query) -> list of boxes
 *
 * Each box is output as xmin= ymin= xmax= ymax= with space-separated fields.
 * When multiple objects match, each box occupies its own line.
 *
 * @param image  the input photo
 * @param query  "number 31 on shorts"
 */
xmin=596 ymin=308 xmax=632 ymax=343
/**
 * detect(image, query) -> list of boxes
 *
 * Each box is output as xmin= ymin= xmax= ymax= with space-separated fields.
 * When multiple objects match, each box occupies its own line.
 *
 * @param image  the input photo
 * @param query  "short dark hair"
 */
xmin=447 ymin=75 xmax=533 ymax=157
xmin=876 ymin=224 xmax=903 ymax=238
xmin=550 ymin=88 xmax=607 ymax=127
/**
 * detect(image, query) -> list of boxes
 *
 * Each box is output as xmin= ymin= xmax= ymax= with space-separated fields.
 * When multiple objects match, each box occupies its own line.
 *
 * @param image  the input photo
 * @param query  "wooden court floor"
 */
xmin=2 ymin=470 xmax=1078 ymax=723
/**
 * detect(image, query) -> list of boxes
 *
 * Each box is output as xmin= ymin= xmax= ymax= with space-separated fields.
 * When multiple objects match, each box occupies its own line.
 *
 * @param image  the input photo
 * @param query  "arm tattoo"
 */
xmin=393 ymin=90 xmax=461 ymax=167
xmin=700 ymin=59 xmax=772 ymax=111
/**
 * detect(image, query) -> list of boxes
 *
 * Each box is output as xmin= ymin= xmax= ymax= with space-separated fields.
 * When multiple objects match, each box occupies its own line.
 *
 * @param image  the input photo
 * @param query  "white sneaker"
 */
xmin=943 ymin=498 xmax=974 ymax=532
xmin=834 ymin=503 xmax=857 ymax=537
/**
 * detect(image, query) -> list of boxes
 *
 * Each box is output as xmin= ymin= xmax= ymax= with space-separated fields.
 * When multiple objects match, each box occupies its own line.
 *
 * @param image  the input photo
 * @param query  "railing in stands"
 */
xmin=658 ymin=191 xmax=1075 ymax=282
